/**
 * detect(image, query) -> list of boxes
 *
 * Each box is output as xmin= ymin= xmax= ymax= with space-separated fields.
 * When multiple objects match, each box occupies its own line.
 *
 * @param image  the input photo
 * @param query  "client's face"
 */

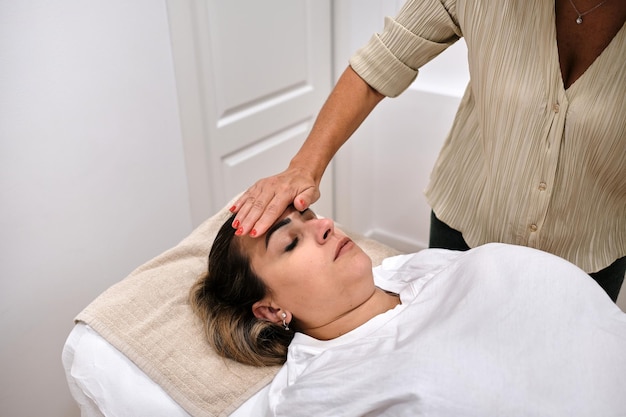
xmin=240 ymin=207 xmax=374 ymax=332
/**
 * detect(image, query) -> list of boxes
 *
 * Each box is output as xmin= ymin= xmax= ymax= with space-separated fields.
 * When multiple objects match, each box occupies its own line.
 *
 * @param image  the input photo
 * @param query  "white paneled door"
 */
xmin=167 ymin=0 xmax=333 ymax=225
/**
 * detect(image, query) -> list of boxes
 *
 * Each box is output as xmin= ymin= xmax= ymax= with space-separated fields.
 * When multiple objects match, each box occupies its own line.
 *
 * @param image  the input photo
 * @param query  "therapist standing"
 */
xmin=230 ymin=0 xmax=626 ymax=301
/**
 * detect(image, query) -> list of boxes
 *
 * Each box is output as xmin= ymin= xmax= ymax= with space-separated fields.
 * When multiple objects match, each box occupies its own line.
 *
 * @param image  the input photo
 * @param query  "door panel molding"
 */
xmin=166 ymin=0 xmax=332 ymax=225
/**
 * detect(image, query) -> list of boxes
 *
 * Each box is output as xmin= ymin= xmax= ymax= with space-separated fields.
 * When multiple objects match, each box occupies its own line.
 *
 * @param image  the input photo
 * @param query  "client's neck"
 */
xmin=303 ymin=288 xmax=401 ymax=341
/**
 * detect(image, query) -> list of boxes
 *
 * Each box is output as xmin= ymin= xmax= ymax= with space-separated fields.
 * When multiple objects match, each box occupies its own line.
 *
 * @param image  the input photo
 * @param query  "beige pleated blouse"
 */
xmin=350 ymin=0 xmax=626 ymax=272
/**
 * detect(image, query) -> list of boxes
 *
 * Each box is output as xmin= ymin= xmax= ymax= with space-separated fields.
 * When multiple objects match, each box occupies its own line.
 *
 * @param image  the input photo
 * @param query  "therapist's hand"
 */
xmin=230 ymin=67 xmax=383 ymax=237
xmin=230 ymin=166 xmax=320 ymax=237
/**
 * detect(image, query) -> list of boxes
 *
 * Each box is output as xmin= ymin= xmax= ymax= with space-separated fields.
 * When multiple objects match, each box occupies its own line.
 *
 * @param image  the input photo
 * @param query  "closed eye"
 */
xmin=285 ymin=237 xmax=299 ymax=252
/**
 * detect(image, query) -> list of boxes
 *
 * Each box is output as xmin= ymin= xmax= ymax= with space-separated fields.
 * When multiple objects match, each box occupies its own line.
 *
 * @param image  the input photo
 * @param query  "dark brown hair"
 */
xmin=190 ymin=213 xmax=294 ymax=366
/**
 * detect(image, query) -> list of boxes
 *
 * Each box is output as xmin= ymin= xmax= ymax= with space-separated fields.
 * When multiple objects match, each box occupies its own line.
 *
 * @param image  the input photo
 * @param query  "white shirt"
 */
xmin=266 ymin=244 xmax=626 ymax=416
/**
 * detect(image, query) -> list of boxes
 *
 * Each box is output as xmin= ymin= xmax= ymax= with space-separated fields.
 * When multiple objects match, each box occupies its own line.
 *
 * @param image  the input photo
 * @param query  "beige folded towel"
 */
xmin=76 ymin=201 xmax=401 ymax=416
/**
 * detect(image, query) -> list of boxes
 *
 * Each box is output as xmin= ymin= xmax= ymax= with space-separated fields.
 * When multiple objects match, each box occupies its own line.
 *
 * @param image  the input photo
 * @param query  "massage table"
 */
xmin=62 ymin=200 xmax=401 ymax=416
xmin=63 ymin=198 xmax=626 ymax=416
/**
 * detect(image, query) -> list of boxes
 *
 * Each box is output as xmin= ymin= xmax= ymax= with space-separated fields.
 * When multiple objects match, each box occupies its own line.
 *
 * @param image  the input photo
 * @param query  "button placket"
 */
xmin=528 ymin=93 xmax=568 ymax=247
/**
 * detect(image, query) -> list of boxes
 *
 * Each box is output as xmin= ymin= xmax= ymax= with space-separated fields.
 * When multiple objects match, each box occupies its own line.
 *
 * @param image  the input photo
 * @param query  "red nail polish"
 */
xmin=250 ymin=229 xmax=257 ymax=237
xmin=235 ymin=227 xmax=244 ymax=236
xmin=299 ymin=199 xmax=306 ymax=207
xmin=229 ymin=205 xmax=237 ymax=212
xmin=232 ymin=219 xmax=240 ymax=229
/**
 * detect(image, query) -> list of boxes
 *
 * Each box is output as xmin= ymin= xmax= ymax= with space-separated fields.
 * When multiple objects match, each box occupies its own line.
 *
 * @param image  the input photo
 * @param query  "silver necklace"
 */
xmin=567 ymin=0 xmax=610 ymax=24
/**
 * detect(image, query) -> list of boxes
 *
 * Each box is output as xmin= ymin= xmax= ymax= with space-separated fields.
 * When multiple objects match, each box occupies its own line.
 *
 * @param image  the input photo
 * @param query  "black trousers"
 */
xmin=429 ymin=211 xmax=626 ymax=302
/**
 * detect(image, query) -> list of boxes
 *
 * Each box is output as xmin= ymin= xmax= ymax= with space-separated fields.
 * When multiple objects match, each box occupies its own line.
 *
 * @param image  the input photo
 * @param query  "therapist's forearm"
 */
xmin=288 ymin=65 xmax=385 ymax=183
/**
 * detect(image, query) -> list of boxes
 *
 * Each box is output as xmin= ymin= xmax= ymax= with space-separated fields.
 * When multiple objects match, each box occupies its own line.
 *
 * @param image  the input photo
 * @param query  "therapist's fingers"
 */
xmin=235 ymin=192 xmax=292 ymax=237
xmin=293 ymin=187 xmax=320 ymax=212
xmin=230 ymin=180 xmax=298 ymax=236
xmin=250 ymin=193 xmax=297 ymax=236
xmin=247 ymin=185 xmax=320 ymax=236
xmin=231 ymin=173 xmax=320 ymax=237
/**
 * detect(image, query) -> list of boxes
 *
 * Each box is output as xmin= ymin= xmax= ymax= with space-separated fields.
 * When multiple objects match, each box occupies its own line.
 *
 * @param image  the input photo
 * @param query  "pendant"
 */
xmin=576 ymin=16 xmax=583 ymax=24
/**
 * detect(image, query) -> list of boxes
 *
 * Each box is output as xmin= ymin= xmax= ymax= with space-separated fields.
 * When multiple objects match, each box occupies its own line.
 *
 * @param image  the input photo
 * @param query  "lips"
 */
xmin=334 ymin=237 xmax=352 ymax=260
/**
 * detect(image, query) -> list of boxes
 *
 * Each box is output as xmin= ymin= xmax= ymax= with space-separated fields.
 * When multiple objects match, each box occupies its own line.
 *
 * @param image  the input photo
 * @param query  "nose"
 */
xmin=314 ymin=217 xmax=334 ymax=244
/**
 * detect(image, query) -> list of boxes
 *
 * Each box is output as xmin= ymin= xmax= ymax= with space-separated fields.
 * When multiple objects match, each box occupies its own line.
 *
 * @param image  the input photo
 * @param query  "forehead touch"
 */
xmin=238 ymin=206 xmax=297 ymax=253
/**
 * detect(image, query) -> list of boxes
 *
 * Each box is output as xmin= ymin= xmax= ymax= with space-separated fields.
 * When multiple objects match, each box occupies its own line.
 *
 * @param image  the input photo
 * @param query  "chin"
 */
xmin=355 ymin=250 xmax=373 ymax=273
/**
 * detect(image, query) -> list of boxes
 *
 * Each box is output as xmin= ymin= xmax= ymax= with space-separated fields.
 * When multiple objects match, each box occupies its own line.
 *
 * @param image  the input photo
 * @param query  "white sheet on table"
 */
xmin=62 ymin=323 xmax=270 ymax=417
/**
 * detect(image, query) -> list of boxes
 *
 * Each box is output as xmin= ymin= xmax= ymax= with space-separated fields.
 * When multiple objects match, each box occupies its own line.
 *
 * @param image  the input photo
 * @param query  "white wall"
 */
xmin=0 ymin=1 xmax=192 ymax=416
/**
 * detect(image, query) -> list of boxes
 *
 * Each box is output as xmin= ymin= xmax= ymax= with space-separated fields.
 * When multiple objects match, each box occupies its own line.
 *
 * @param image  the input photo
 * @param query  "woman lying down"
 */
xmin=191 ymin=206 xmax=626 ymax=416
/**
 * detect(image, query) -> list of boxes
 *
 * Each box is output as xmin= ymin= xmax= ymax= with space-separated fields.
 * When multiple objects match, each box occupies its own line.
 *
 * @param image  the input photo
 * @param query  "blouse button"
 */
xmin=530 ymin=224 xmax=538 ymax=232
xmin=538 ymin=182 xmax=547 ymax=191
xmin=552 ymin=103 xmax=560 ymax=113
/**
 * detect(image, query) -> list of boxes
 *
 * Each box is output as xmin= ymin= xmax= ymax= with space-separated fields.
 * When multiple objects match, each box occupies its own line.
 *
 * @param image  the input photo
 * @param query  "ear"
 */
xmin=252 ymin=297 xmax=283 ymax=324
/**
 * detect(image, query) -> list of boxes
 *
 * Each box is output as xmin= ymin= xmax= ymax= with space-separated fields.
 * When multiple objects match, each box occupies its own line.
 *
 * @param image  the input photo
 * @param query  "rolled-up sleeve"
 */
xmin=349 ymin=0 xmax=461 ymax=97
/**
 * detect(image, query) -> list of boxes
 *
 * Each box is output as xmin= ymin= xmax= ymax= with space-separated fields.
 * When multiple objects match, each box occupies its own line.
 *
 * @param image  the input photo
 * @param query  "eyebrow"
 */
xmin=265 ymin=217 xmax=292 ymax=249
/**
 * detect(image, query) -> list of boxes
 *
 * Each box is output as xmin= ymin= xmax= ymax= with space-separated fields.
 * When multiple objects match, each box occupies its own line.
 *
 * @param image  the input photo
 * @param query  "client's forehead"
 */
xmin=238 ymin=206 xmax=300 ymax=253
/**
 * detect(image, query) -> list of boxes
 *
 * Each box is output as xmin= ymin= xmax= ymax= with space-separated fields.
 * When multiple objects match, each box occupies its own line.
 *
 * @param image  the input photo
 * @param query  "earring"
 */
xmin=281 ymin=312 xmax=290 ymax=331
